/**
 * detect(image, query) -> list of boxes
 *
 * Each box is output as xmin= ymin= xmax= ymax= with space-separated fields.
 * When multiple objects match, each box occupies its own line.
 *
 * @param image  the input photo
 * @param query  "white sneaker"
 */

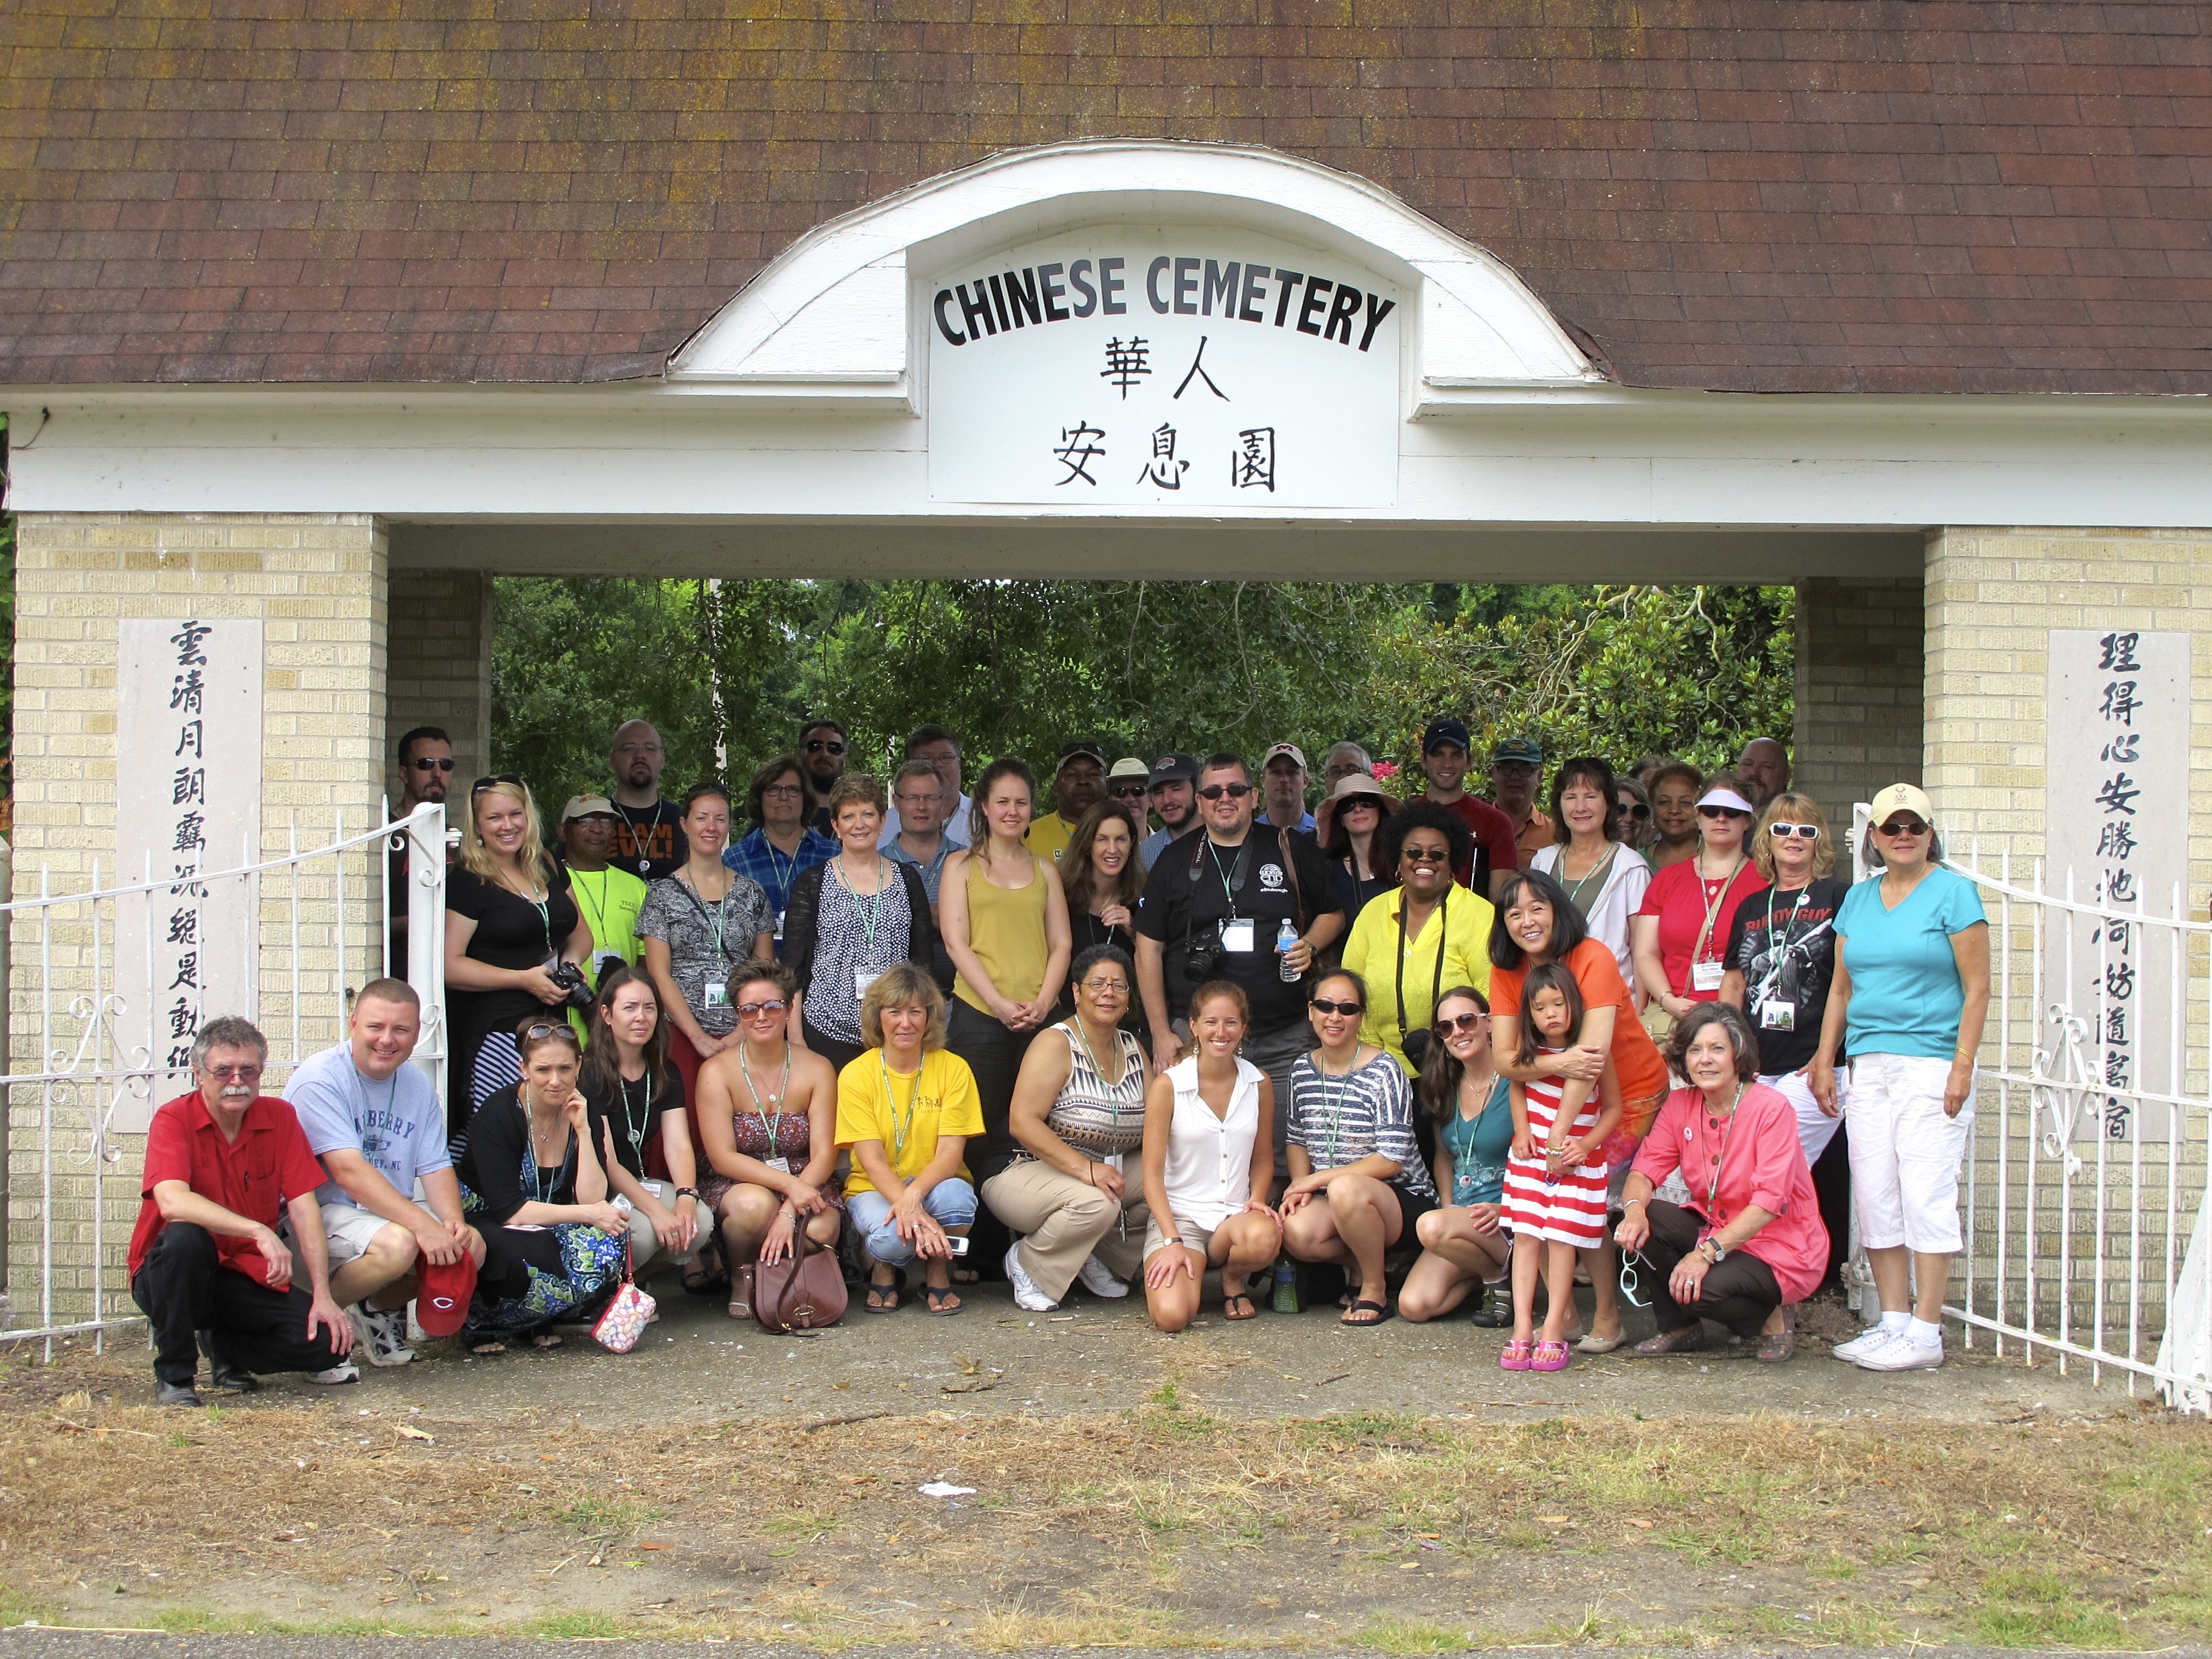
xmin=1857 ymin=1335 xmax=1944 ymax=1372
xmin=1004 ymin=1243 xmax=1056 ymax=1313
xmin=348 ymin=1303 xmax=417 ymax=1368
xmin=1074 ymin=1253 xmax=1130 ymax=1299
xmin=1831 ymin=1324 xmax=1900 ymax=1363
xmin=309 ymin=1358 xmax=360 ymax=1386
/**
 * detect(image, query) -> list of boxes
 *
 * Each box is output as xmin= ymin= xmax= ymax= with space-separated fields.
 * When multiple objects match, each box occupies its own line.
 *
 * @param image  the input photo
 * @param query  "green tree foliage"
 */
xmin=490 ymin=576 xmax=1794 ymax=810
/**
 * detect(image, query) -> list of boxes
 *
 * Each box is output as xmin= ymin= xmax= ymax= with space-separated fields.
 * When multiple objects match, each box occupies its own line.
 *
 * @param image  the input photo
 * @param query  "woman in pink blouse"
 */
xmin=1614 ymin=1002 xmax=1828 ymax=1362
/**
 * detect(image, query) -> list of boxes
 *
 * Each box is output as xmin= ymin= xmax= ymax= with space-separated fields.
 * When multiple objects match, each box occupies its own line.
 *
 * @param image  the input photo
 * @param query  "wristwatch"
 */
xmin=674 ymin=1186 xmax=700 ymax=1201
xmin=1698 ymin=1238 xmax=1726 ymax=1264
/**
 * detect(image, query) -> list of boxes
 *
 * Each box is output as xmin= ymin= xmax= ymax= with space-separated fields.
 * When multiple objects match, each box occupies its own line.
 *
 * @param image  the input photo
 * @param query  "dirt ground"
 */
xmin=1 ymin=1281 xmax=2207 ymax=1652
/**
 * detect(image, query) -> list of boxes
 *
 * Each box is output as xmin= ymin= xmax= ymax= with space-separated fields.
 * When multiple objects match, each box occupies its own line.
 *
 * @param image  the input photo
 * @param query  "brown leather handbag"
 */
xmin=752 ymin=1226 xmax=849 ymax=1332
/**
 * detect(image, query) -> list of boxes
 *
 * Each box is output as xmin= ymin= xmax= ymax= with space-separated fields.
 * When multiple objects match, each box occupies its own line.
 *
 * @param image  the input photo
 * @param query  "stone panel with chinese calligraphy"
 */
xmin=2044 ymin=628 xmax=2189 ymax=1142
xmin=114 ymin=619 xmax=263 ymax=1131
xmin=924 ymin=230 xmax=1401 ymax=508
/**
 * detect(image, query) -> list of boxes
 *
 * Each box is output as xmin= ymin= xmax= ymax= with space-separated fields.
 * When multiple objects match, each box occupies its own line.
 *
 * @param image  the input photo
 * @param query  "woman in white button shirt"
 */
xmin=1139 ymin=982 xmax=1284 ymax=1332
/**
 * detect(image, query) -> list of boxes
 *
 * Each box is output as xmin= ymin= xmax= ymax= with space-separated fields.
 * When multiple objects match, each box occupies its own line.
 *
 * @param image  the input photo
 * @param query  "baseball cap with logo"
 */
xmin=413 ymin=1252 xmax=480 ymax=1338
xmin=561 ymin=793 xmax=617 ymax=822
xmin=1421 ymin=718 xmax=1472 ymax=755
xmin=1147 ymin=752 xmax=1201 ymax=787
xmin=1056 ymin=740 xmax=1108 ymax=773
xmin=1491 ymin=736 xmax=1544 ymax=767
xmin=1261 ymin=742 xmax=1309 ymax=771
xmin=1869 ymin=782 xmax=1936 ymax=827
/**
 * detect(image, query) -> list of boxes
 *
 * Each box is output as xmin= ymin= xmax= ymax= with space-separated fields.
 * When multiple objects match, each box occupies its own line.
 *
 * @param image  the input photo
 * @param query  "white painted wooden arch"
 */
xmin=665 ymin=139 xmax=1602 ymax=408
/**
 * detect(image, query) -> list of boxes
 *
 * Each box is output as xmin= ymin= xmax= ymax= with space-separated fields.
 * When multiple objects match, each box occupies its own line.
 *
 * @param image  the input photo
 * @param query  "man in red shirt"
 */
xmin=128 ymin=1016 xmax=354 ymax=1406
xmin=1418 ymin=718 xmax=1520 ymax=902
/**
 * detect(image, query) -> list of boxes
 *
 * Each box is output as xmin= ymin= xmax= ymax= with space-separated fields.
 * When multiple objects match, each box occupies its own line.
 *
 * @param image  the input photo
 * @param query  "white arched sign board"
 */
xmin=923 ymin=230 xmax=1401 ymax=508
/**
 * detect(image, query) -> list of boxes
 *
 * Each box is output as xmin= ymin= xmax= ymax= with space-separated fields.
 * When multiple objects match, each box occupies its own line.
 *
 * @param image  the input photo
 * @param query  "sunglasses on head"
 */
xmin=1697 ymin=805 xmax=1750 ymax=820
xmin=408 ymin=756 xmax=456 ymax=773
xmin=1197 ymin=782 xmax=1254 ymax=800
xmin=473 ymin=773 xmax=523 ymax=794
xmin=1878 ymin=817 xmax=1931 ymax=837
xmin=1769 ymin=822 xmax=1821 ymax=840
xmin=1310 ymin=997 xmax=1364 ymax=1017
xmin=521 ymin=1022 xmax=577 ymax=1044
xmin=804 ymin=739 xmax=846 ymax=755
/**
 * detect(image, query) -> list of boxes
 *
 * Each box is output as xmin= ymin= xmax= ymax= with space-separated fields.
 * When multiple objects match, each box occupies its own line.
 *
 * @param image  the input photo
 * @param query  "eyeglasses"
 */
xmin=1402 ymin=846 xmax=1450 ymax=865
xmin=804 ymin=739 xmax=847 ymax=756
xmin=1436 ymin=1011 xmax=1489 ymax=1034
xmin=1618 ymin=802 xmax=1651 ymax=819
xmin=472 ymin=773 xmax=523 ymax=794
xmin=762 ymin=784 xmax=805 ymax=800
xmin=1196 ymin=783 xmax=1254 ymax=800
xmin=1769 ymin=822 xmax=1822 ymax=841
xmin=1078 ymin=977 xmax=1130 ymax=996
xmin=1697 ymin=805 xmax=1751 ymax=820
xmin=1618 ymin=1248 xmax=1652 ymax=1309
xmin=203 ymin=1063 xmax=264 ymax=1082
xmin=736 ymin=999 xmax=786 ymax=1019
xmin=1877 ymin=817 xmax=1931 ymax=837
xmin=1108 ymin=784 xmax=1148 ymax=800
xmin=1310 ymin=997 xmax=1364 ymax=1016
xmin=407 ymin=757 xmax=455 ymax=773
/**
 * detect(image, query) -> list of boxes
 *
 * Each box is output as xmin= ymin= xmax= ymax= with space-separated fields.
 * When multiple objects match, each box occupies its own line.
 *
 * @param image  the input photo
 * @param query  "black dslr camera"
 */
xmin=548 ymin=960 xmax=597 ymax=1011
xmin=1182 ymin=939 xmax=1223 ymax=984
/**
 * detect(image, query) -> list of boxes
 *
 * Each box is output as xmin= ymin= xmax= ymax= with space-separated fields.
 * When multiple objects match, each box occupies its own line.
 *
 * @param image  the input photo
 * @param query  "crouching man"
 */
xmin=127 ymin=1017 xmax=354 ymax=1406
xmin=284 ymin=978 xmax=487 ymax=1366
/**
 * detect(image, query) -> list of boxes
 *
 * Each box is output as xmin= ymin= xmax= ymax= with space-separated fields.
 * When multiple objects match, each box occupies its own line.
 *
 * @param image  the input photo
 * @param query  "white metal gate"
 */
xmin=0 ymin=804 xmax=446 ymax=1354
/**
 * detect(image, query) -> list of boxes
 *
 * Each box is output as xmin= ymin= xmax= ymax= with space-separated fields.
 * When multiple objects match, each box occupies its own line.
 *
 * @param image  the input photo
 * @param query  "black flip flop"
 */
xmin=1339 ymin=1299 xmax=1393 ymax=1327
xmin=1222 ymin=1292 xmax=1258 ymax=1321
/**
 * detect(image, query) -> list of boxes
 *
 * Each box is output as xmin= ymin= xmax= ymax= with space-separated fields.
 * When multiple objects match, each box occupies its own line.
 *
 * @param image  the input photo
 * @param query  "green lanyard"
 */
xmin=879 ymin=1051 xmax=923 ymax=1164
xmin=572 ymin=868 xmax=615 ymax=947
xmin=614 ymin=1074 xmax=651 ymax=1170
xmin=740 ymin=1042 xmax=791 ymax=1164
xmin=836 ymin=856 xmax=888 ymax=969
xmin=1313 ymin=1048 xmax=1360 ymax=1168
xmin=683 ymin=873 xmax=727 ymax=966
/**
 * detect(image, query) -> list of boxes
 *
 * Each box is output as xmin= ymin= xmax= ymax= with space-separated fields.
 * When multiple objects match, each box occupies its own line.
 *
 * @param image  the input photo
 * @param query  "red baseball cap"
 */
xmin=414 ymin=1253 xmax=478 ymax=1337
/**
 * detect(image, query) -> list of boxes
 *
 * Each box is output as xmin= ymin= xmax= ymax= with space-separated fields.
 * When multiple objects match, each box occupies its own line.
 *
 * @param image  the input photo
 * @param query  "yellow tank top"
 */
xmin=954 ymin=850 xmax=1050 ymax=1014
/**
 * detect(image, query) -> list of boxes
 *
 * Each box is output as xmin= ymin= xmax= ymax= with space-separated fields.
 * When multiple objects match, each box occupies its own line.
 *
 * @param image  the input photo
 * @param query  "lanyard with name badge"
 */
xmin=836 ymin=856 xmax=889 ymax=998
xmin=1689 ymin=859 xmax=1748 ymax=992
xmin=682 ymin=874 xmax=731 ymax=1007
xmin=1756 ymin=885 xmax=1814 ymax=1031
xmin=1204 ymin=837 xmax=1257 ymax=953
xmin=740 ymin=1042 xmax=793 ymax=1173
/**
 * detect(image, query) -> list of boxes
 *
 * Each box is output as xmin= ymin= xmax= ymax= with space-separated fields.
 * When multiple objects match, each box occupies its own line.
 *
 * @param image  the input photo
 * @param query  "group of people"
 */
xmin=126 ymin=716 xmax=1991 ymax=1402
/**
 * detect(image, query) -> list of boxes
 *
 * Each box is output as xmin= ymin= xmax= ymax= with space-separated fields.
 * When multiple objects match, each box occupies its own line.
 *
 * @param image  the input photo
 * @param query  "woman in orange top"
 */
xmin=1487 ymin=868 xmax=1669 ymax=1353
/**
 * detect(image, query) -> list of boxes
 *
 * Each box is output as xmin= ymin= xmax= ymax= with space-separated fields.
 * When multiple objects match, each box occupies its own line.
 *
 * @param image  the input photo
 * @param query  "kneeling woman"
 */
xmin=456 ymin=1018 xmax=631 ymax=1352
xmin=984 ymin=943 xmax=1153 ymax=1312
xmin=1140 ymin=982 xmax=1284 ymax=1331
xmin=695 ymin=960 xmax=843 ymax=1320
xmin=835 ymin=963 xmax=982 ymax=1315
xmin=1397 ymin=986 xmax=1514 ymax=1325
xmin=1279 ymin=970 xmax=1439 ymax=1326
xmin=1615 ymin=1004 xmax=1829 ymax=1361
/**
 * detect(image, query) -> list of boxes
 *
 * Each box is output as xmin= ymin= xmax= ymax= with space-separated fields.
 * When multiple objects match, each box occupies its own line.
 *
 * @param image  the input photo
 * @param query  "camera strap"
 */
xmin=1181 ymin=831 xmax=1254 ymax=960
xmin=1395 ymin=889 xmax=1449 ymax=1045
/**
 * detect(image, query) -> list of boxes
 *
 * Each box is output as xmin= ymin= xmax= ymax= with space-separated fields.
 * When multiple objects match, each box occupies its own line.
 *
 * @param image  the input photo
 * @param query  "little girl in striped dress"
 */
xmin=1501 ymin=962 xmax=1622 ymax=1373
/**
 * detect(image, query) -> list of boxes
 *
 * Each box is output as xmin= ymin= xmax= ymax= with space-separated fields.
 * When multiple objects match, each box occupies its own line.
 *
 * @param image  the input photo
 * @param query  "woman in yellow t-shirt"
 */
xmin=836 ymin=962 xmax=982 ymax=1315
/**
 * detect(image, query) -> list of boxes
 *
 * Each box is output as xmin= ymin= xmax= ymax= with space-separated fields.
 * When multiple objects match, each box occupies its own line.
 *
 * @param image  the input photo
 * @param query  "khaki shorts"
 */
xmin=1144 ymin=1215 xmax=1221 ymax=1263
xmin=317 ymin=1200 xmax=398 ymax=1267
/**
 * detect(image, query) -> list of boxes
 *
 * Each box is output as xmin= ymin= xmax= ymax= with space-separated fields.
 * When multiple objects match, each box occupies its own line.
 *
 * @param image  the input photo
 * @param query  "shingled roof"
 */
xmin=3 ymin=0 xmax=2210 ymax=394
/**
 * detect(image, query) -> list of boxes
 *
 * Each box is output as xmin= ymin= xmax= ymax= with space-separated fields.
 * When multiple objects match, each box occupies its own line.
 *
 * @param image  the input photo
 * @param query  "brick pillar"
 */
xmin=386 ymin=570 xmax=494 ymax=798
xmin=1794 ymin=575 xmax=1924 ymax=822
xmin=7 ymin=512 xmax=386 ymax=1319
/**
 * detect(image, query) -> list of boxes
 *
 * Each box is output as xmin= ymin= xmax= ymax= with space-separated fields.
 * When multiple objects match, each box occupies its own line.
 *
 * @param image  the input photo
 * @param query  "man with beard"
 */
xmin=609 ymin=720 xmax=687 ymax=880
xmin=797 ymin=717 xmax=851 ymax=833
xmin=129 ymin=1017 xmax=356 ymax=1404
xmin=1138 ymin=752 xmax=1201 ymax=870
xmin=387 ymin=725 xmax=455 ymax=968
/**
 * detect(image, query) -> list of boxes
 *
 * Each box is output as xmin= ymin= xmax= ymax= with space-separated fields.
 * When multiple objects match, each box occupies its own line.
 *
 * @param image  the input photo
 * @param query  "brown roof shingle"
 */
xmin=4 ymin=0 xmax=2211 ymax=392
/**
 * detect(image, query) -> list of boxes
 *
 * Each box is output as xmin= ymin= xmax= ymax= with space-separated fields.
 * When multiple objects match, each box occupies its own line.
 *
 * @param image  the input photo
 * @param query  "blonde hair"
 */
xmin=859 ymin=961 xmax=948 ymax=1051
xmin=1752 ymin=791 xmax=1837 ymax=882
xmin=461 ymin=779 xmax=557 ymax=890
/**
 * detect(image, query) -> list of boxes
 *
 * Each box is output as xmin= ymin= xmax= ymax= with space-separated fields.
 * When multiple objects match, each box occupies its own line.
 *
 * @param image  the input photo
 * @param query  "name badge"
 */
xmin=592 ymin=948 xmax=623 ymax=983
xmin=703 ymin=982 xmax=729 ymax=1010
xmin=1758 ymin=999 xmax=1795 ymax=1032
xmin=773 ymin=909 xmax=786 ymax=940
xmin=1691 ymin=960 xmax=1725 ymax=992
xmin=1221 ymin=917 xmax=1256 ymax=954
xmin=855 ymin=968 xmax=882 ymax=998
xmin=762 ymin=1156 xmax=793 ymax=1175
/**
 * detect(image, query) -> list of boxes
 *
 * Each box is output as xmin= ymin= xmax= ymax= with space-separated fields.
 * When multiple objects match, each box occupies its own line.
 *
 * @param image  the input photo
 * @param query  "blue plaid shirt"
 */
xmin=724 ymin=827 xmax=837 ymax=949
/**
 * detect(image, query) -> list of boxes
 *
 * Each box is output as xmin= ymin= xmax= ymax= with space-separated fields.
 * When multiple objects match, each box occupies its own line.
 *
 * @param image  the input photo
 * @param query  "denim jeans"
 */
xmin=847 ymin=1178 xmax=979 ymax=1266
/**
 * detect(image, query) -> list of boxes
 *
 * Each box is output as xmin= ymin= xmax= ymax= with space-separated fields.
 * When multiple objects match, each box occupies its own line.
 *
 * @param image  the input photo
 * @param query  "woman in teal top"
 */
xmin=1398 ymin=985 xmax=1517 ymax=1325
xmin=1811 ymin=783 xmax=1990 ymax=1375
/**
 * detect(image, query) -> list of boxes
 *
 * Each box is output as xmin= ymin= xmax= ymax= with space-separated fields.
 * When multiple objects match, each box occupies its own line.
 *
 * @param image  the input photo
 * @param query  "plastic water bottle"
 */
xmin=1277 ymin=917 xmax=1301 ymax=982
xmin=1271 ymin=1256 xmax=1301 ymax=1315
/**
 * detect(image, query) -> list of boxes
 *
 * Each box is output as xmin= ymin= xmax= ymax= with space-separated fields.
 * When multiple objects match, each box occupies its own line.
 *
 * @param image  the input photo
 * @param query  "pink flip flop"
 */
xmin=1531 ymin=1339 xmax=1572 ymax=1372
xmin=1498 ymin=1338 xmax=1533 ymax=1370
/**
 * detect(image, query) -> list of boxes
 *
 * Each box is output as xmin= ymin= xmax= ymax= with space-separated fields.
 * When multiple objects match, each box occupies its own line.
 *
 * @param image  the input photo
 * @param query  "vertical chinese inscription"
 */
xmin=2045 ymin=629 xmax=2188 ymax=1142
xmin=116 ymin=619 xmax=264 ymax=1131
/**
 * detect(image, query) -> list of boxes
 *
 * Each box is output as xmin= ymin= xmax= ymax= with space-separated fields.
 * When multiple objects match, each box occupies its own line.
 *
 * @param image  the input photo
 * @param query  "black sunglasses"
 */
xmin=1197 ymin=782 xmax=1255 ymax=800
xmin=1697 ymin=805 xmax=1751 ymax=820
xmin=472 ymin=773 xmax=523 ymax=794
xmin=1108 ymin=783 xmax=1148 ymax=798
xmin=1310 ymin=997 xmax=1364 ymax=1017
xmin=804 ymin=739 xmax=847 ymax=755
xmin=1878 ymin=817 xmax=1931 ymax=837
xmin=1402 ymin=846 xmax=1451 ymax=865
xmin=1618 ymin=802 xmax=1651 ymax=819
xmin=409 ymin=757 xmax=456 ymax=773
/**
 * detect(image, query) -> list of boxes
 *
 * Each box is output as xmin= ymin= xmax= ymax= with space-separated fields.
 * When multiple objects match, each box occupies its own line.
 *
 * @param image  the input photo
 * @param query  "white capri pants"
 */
xmin=1758 ymin=1067 xmax=1843 ymax=1169
xmin=1843 ymin=1051 xmax=1972 ymax=1254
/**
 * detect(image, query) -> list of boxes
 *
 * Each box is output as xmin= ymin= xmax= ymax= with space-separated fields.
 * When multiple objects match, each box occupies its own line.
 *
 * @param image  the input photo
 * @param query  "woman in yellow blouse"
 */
xmin=1341 ymin=802 xmax=1494 ymax=1075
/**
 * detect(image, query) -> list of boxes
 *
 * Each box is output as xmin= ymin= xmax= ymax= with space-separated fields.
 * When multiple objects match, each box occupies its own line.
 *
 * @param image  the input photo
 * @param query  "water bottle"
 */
xmin=1271 ymin=1255 xmax=1301 ymax=1315
xmin=1276 ymin=917 xmax=1301 ymax=982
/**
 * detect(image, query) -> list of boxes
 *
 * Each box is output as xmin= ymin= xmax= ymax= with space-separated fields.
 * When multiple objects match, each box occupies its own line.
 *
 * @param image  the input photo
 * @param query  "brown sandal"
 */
xmin=1634 ymin=1324 xmax=1706 ymax=1356
xmin=1755 ymin=1304 xmax=1797 ymax=1364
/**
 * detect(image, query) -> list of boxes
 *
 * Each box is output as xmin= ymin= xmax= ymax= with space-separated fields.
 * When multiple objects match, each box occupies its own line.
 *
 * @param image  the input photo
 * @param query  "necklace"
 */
xmin=1313 ymin=1044 xmax=1364 ymax=1168
xmin=1561 ymin=844 xmax=1618 ymax=911
xmin=1069 ymin=1016 xmax=1126 ymax=1091
xmin=614 ymin=1069 xmax=651 ymax=1171
xmin=523 ymin=1087 xmax=566 ymax=1204
xmin=740 ymin=1041 xmax=791 ymax=1165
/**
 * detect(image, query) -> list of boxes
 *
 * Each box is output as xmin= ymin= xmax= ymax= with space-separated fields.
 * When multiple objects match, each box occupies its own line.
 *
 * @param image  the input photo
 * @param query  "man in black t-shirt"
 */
xmin=608 ymin=720 xmax=688 ymax=881
xmin=1136 ymin=754 xmax=1345 ymax=1173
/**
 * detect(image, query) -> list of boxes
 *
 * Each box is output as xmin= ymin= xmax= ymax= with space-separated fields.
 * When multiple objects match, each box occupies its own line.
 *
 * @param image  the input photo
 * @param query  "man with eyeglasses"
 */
xmin=387 ymin=725 xmax=457 ymax=968
xmin=1488 ymin=736 xmax=1555 ymax=863
xmin=881 ymin=724 xmax=972 ymax=850
xmin=797 ymin=717 xmax=850 ymax=834
xmin=129 ymin=1017 xmax=357 ymax=1406
xmin=1418 ymin=717 xmax=1520 ymax=902
xmin=608 ymin=720 xmax=688 ymax=881
xmin=1026 ymin=740 xmax=1108 ymax=865
xmin=1138 ymin=752 xmax=1202 ymax=871
xmin=1135 ymin=754 xmax=1345 ymax=1160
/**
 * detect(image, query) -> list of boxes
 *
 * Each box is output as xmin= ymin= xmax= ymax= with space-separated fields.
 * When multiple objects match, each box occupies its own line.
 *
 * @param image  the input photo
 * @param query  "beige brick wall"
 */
xmin=1795 ymin=575 xmax=1924 ymax=822
xmin=7 ymin=512 xmax=387 ymax=1326
xmin=387 ymin=569 xmax=493 ymax=796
